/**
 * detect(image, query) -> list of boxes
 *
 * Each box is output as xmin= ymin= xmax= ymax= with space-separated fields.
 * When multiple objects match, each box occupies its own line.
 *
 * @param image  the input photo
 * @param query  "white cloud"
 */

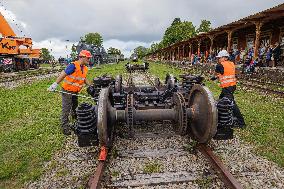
xmin=0 ymin=6 xmax=27 ymax=36
xmin=1 ymin=0 xmax=283 ymax=58
xmin=33 ymin=38 xmax=73 ymax=59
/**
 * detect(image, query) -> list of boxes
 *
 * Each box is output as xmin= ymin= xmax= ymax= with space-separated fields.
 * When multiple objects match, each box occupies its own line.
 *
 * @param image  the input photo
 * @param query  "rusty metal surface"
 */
xmin=188 ymin=84 xmax=217 ymax=143
xmin=88 ymin=161 xmax=105 ymax=189
xmin=88 ymin=148 xmax=108 ymax=189
xmin=135 ymin=109 xmax=176 ymax=121
xmin=97 ymin=88 xmax=110 ymax=146
xmin=126 ymin=93 xmax=134 ymax=136
xmin=173 ymin=92 xmax=188 ymax=135
xmin=197 ymin=144 xmax=243 ymax=189
xmin=114 ymin=75 xmax=122 ymax=93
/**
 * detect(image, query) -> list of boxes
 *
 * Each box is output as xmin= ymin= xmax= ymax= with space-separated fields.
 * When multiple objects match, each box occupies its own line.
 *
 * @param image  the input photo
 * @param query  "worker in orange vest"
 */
xmin=212 ymin=50 xmax=246 ymax=128
xmin=48 ymin=50 xmax=93 ymax=135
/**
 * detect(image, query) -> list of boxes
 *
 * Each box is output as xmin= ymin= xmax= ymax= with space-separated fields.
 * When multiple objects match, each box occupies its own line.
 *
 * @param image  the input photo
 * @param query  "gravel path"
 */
xmin=25 ymin=135 xmax=99 ymax=189
xmin=0 ymin=72 xmax=60 ymax=89
xmin=24 ymin=72 xmax=284 ymax=189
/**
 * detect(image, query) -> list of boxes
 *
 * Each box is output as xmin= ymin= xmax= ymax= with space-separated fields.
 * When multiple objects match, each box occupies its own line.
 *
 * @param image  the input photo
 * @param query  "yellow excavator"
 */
xmin=0 ymin=11 xmax=41 ymax=72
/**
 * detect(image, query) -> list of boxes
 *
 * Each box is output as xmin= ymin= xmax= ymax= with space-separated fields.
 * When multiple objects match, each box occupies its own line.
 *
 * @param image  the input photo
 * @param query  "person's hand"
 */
xmin=210 ymin=76 xmax=217 ymax=81
xmin=47 ymin=82 xmax=58 ymax=92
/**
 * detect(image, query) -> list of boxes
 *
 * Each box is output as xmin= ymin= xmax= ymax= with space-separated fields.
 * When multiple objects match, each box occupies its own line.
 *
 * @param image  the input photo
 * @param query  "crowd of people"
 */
xmin=186 ymin=42 xmax=283 ymax=73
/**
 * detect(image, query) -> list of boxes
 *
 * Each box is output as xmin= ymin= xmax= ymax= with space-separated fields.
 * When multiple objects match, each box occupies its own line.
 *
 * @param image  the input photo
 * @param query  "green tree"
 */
xmin=134 ymin=46 xmax=148 ymax=58
xmin=80 ymin=32 xmax=103 ymax=47
xmin=150 ymin=42 xmax=160 ymax=53
xmin=196 ymin=20 xmax=212 ymax=34
xmin=70 ymin=44 xmax=78 ymax=60
xmin=107 ymin=47 xmax=121 ymax=55
xmin=161 ymin=18 xmax=196 ymax=47
xmin=171 ymin=18 xmax=181 ymax=26
xmin=40 ymin=48 xmax=53 ymax=61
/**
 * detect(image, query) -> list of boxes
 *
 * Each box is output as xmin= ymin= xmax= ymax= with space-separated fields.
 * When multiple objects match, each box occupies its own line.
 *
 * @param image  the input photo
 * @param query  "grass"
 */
xmin=183 ymin=141 xmax=198 ymax=153
xmin=149 ymin=62 xmax=184 ymax=81
xmin=149 ymin=61 xmax=284 ymax=167
xmin=0 ymin=78 xmax=64 ymax=188
xmin=194 ymin=177 xmax=213 ymax=189
xmin=111 ymin=170 xmax=120 ymax=178
xmin=39 ymin=63 xmax=52 ymax=68
xmin=143 ymin=160 xmax=163 ymax=174
xmin=0 ymin=62 xmax=127 ymax=189
xmin=86 ymin=62 xmax=126 ymax=81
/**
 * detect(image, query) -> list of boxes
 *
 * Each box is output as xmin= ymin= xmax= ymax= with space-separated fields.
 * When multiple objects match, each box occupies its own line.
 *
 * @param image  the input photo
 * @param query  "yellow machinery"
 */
xmin=0 ymin=11 xmax=41 ymax=71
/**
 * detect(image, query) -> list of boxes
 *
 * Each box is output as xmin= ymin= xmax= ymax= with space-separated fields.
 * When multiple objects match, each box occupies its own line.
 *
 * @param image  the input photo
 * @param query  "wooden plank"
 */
xmin=118 ymin=148 xmax=188 ymax=158
xmin=109 ymin=171 xmax=200 ymax=187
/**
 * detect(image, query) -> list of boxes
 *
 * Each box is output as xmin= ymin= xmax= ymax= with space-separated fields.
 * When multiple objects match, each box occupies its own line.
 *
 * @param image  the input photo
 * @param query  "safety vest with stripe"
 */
xmin=62 ymin=61 xmax=88 ymax=93
xmin=217 ymin=61 xmax=237 ymax=88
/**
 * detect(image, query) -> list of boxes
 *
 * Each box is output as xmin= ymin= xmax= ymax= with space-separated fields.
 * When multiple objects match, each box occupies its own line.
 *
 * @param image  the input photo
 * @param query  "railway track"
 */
xmin=239 ymin=81 xmax=284 ymax=96
xmin=87 ymin=71 xmax=243 ymax=189
xmin=0 ymin=67 xmax=63 ymax=83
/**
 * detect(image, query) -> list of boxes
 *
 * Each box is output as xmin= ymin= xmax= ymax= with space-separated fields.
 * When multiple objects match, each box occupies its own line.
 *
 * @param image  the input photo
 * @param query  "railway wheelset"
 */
xmin=73 ymin=73 xmax=236 ymax=148
xmin=125 ymin=62 xmax=149 ymax=73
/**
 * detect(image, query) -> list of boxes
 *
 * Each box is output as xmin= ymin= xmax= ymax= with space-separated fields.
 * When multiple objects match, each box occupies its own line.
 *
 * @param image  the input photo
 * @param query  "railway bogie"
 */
xmin=75 ymin=72 xmax=238 ymax=147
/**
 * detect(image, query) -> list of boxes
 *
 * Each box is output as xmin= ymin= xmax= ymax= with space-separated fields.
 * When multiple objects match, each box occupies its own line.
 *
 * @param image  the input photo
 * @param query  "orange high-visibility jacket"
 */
xmin=62 ymin=61 xmax=88 ymax=93
xmin=217 ymin=61 xmax=237 ymax=88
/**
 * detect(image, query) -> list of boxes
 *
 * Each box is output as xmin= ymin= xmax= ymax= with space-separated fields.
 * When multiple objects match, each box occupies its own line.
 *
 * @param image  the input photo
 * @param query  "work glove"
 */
xmin=210 ymin=76 xmax=217 ymax=81
xmin=47 ymin=82 xmax=58 ymax=92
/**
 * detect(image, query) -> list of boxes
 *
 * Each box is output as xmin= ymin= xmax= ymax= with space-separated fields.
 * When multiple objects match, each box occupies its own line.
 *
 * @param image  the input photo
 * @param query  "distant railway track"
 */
xmin=0 ymin=67 xmax=64 ymax=83
xmin=239 ymin=81 xmax=284 ymax=97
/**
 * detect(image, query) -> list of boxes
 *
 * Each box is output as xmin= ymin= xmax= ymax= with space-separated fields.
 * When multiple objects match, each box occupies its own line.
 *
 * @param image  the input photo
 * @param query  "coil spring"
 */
xmin=75 ymin=103 xmax=97 ymax=135
xmin=217 ymin=97 xmax=234 ymax=126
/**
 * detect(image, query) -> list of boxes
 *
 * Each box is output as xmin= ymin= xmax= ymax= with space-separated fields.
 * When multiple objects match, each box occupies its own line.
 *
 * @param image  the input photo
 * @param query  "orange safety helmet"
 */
xmin=79 ymin=50 xmax=92 ymax=58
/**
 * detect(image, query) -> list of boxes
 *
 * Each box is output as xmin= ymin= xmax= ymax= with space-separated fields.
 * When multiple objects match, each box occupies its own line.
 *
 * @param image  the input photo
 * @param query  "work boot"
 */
xmin=62 ymin=126 xmax=71 ymax=135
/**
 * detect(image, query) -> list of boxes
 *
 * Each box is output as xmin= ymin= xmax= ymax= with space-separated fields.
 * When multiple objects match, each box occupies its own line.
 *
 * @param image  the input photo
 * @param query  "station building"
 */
xmin=149 ymin=3 xmax=284 ymax=67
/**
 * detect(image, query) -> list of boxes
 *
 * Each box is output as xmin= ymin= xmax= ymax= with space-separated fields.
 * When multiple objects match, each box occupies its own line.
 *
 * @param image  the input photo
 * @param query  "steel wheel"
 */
xmin=188 ymin=84 xmax=217 ymax=143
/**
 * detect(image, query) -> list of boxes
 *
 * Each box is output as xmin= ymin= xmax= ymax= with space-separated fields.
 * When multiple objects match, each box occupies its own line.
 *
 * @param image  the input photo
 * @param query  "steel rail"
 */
xmin=197 ymin=144 xmax=243 ymax=189
xmin=240 ymin=82 xmax=284 ymax=97
xmin=88 ymin=152 xmax=108 ymax=189
xmin=238 ymin=77 xmax=284 ymax=87
xmin=0 ymin=69 xmax=63 ymax=83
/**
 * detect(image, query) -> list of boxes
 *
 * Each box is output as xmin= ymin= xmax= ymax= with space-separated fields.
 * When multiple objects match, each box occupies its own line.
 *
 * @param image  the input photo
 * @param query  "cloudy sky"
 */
xmin=0 ymin=0 xmax=283 ymax=58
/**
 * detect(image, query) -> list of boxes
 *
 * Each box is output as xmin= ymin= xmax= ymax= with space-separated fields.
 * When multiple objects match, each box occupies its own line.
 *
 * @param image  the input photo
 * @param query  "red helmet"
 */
xmin=79 ymin=50 xmax=92 ymax=58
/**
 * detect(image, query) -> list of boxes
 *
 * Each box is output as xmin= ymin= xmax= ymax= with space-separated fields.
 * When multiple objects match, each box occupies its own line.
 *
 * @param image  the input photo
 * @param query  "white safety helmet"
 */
xmin=216 ymin=50 xmax=229 ymax=58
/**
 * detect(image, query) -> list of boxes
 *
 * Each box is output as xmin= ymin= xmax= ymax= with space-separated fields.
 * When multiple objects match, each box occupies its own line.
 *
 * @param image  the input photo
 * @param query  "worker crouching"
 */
xmin=48 ymin=50 xmax=93 ymax=135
